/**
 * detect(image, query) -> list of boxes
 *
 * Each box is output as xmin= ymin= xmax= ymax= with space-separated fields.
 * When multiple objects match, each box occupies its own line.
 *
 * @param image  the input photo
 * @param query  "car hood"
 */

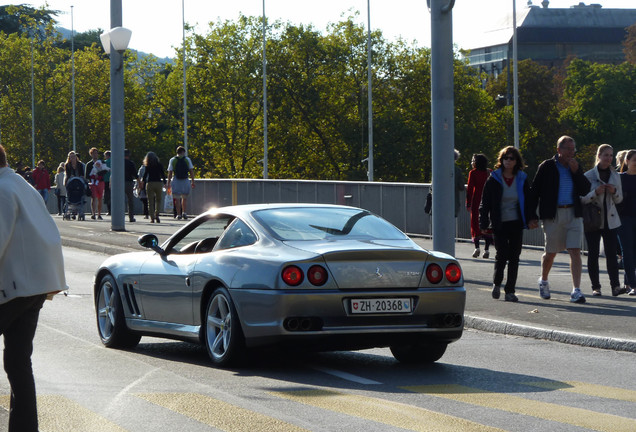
xmin=98 ymin=251 xmax=152 ymax=273
xmin=284 ymin=239 xmax=430 ymax=289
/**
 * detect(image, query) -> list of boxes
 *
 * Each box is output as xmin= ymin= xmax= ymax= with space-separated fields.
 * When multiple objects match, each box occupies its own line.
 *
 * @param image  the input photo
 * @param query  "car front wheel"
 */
xmin=204 ymin=288 xmax=245 ymax=367
xmin=96 ymin=274 xmax=141 ymax=348
xmin=390 ymin=342 xmax=447 ymax=363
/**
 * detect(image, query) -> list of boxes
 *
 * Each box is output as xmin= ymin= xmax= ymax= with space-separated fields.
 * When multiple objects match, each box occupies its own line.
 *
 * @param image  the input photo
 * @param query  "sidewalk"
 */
xmin=54 ymin=215 xmax=636 ymax=353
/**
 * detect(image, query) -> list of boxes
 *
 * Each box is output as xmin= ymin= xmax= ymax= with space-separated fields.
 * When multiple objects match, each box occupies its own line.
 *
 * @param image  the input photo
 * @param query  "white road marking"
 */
xmin=311 ymin=365 xmax=382 ymax=385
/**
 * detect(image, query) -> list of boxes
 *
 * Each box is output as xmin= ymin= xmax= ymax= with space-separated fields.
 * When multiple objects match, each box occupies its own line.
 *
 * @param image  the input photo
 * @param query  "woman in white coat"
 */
xmin=580 ymin=144 xmax=627 ymax=297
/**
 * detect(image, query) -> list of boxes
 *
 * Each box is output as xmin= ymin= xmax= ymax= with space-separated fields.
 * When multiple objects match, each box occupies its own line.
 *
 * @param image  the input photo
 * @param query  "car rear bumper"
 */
xmin=230 ymin=287 xmax=466 ymax=349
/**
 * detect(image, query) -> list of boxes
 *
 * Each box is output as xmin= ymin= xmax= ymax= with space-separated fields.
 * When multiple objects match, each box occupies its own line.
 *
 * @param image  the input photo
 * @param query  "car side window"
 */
xmin=214 ymin=219 xmax=257 ymax=251
xmin=169 ymin=215 xmax=234 ymax=254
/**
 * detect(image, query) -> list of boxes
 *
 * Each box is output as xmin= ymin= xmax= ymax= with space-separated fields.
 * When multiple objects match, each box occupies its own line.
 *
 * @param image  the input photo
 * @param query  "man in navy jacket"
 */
xmin=528 ymin=136 xmax=591 ymax=303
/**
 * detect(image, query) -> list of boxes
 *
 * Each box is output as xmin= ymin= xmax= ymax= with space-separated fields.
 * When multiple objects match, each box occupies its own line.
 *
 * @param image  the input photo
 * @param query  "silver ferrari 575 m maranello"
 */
xmin=94 ymin=204 xmax=465 ymax=366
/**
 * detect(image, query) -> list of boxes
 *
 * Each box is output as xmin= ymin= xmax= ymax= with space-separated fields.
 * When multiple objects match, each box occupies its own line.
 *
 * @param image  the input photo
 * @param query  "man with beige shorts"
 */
xmin=528 ymin=136 xmax=591 ymax=303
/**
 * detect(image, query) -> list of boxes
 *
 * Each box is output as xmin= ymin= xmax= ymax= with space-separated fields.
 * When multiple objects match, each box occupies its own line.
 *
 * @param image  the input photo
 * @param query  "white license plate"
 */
xmin=350 ymin=298 xmax=412 ymax=314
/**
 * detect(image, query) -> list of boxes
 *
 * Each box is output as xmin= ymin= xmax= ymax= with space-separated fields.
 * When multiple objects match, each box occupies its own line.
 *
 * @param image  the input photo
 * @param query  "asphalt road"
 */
xmin=1 ymin=247 xmax=635 ymax=432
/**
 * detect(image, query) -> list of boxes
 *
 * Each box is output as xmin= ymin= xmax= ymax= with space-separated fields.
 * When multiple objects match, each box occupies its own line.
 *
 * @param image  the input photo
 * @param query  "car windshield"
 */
xmin=252 ymin=207 xmax=407 ymax=241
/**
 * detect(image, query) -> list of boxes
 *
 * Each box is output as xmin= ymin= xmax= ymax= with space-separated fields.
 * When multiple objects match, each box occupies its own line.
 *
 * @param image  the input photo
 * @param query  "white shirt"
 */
xmin=0 ymin=167 xmax=67 ymax=304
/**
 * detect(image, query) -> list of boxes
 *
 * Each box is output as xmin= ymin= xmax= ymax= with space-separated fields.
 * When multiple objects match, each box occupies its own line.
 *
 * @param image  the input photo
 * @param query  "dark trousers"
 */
xmin=125 ymin=181 xmax=135 ymax=220
xmin=104 ymin=181 xmax=111 ymax=214
xmin=493 ymin=220 xmax=524 ymax=293
xmin=619 ymin=215 xmax=636 ymax=287
xmin=585 ymin=227 xmax=619 ymax=289
xmin=140 ymin=198 xmax=149 ymax=217
xmin=0 ymin=294 xmax=46 ymax=432
xmin=56 ymin=194 xmax=66 ymax=215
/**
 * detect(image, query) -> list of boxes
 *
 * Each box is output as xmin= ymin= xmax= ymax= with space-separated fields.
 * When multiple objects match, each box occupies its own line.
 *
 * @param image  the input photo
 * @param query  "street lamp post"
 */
xmin=100 ymin=1 xmax=132 ymax=232
xmin=262 ymin=0 xmax=268 ymax=179
xmin=31 ymin=37 xmax=35 ymax=169
xmin=367 ymin=0 xmax=373 ymax=182
xmin=71 ymin=5 xmax=76 ymax=153
xmin=182 ymin=0 xmax=188 ymax=154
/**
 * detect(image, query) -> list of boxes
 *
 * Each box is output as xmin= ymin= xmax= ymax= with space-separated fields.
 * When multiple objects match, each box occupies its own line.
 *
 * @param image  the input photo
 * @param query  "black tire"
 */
xmin=95 ymin=274 xmax=141 ymax=348
xmin=390 ymin=342 xmax=448 ymax=364
xmin=204 ymin=288 xmax=245 ymax=367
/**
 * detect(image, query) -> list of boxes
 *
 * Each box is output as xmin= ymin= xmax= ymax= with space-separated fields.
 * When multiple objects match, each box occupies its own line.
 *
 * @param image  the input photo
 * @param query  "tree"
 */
xmin=0 ymin=5 xmax=58 ymax=39
xmin=624 ymin=23 xmax=636 ymax=65
xmin=560 ymin=59 xmax=636 ymax=159
xmin=486 ymin=59 xmax=561 ymax=176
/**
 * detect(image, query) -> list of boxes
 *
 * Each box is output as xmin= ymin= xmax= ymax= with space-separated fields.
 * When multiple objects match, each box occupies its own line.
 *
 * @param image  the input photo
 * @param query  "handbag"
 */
xmin=582 ymin=202 xmax=602 ymax=232
xmin=424 ymin=191 xmax=432 ymax=215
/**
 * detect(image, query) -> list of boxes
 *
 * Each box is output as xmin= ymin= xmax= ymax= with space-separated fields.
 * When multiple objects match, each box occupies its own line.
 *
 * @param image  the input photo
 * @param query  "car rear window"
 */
xmin=252 ymin=207 xmax=407 ymax=241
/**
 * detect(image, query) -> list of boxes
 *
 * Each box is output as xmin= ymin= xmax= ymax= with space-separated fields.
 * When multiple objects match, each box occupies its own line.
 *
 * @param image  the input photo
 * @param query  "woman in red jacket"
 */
xmin=466 ymin=154 xmax=492 ymax=258
xmin=31 ymin=160 xmax=51 ymax=203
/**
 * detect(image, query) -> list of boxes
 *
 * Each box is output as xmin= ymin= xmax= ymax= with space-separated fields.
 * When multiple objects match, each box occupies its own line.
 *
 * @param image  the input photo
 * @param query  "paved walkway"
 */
xmin=54 ymin=214 xmax=636 ymax=353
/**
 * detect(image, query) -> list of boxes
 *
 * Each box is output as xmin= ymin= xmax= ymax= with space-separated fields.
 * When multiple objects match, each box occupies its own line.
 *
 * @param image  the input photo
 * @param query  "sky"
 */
xmin=19 ymin=0 xmax=636 ymax=58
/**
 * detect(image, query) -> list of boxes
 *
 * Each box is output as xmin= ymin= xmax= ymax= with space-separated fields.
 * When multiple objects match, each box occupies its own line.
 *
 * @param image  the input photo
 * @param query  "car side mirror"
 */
xmin=138 ymin=234 xmax=164 ymax=254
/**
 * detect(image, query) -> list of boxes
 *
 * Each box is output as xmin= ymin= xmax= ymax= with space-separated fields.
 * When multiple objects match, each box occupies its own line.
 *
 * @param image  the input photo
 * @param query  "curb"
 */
xmin=464 ymin=315 xmax=636 ymax=353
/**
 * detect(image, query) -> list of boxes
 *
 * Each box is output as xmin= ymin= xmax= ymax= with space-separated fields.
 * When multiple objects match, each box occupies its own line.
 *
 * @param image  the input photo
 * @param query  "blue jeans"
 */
xmin=38 ymin=188 xmax=48 ymax=203
xmin=618 ymin=215 xmax=636 ymax=287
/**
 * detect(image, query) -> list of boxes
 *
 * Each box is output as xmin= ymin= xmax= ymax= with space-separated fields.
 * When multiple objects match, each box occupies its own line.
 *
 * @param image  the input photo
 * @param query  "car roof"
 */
xmin=202 ymin=203 xmax=361 ymax=218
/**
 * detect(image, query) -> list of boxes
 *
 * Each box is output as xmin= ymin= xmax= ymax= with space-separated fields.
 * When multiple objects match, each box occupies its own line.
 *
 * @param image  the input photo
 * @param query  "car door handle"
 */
xmin=185 ymin=277 xmax=191 ymax=287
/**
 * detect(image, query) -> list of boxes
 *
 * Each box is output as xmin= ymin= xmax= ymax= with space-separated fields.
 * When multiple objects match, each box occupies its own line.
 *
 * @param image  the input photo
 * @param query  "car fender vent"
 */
xmin=123 ymin=283 xmax=142 ymax=317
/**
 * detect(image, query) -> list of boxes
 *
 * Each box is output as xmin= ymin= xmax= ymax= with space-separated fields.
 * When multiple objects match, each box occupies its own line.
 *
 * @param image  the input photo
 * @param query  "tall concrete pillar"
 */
xmin=429 ymin=0 xmax=456 ymax=256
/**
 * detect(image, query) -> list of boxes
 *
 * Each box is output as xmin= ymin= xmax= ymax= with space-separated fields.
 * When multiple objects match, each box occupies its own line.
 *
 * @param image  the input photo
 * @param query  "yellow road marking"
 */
xmin=403 ymin=384 xmax=636 ymax=432
xmin=272 ymin=389 xmax=504 ymax=432
xmin=137 ymin=393 xmax=308 ymax=432
xmin=1 ymin=395 xmax=126 ymax=432
xmin=522 ymin=381 xmax=636 ymax=403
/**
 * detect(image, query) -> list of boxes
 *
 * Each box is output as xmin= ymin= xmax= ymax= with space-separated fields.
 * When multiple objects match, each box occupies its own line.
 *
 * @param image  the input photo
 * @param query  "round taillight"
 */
xmin=307 ymin=265 xmax=328 ymax=286
xmin=445 ymin=263 xmax=462 ymax=283
xmin=282 ymin=265 xmax=304 ymax=286
xmin=426 ymin=263 xmax=443 ymax=284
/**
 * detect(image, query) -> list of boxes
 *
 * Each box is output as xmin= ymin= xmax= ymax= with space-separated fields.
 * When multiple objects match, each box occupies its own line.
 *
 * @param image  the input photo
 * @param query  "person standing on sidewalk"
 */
xmin=527 ymin=135 xmax=591 ymax=303
xmin=167 ymin=146 xmax=195 ymax=220
xmin=31 ymin=160 xmax=51 ymax=202
xmin=479 ymin=147 xmax=531 ymax=302
xmin=124 ymin=149 xmax=137 ymax=223
xmin=618 ymin=150 xmax=636 ymax=296
xmin=0 ymin=144 xmax=67 ymax=432
xmin=103 ymin=150 xmax=111 ymax=216
xmin=53 ymin=163 xmax=66 ymax=215
xmin=85 ymin=147 xmax=107 ymax=220
xmin=141 ymin=151 xmax=166 ymax=224
xmin=466 ymin=153 xmax=492 ymax=259
xmin=580 ymin=144 xmax=626 ymax=297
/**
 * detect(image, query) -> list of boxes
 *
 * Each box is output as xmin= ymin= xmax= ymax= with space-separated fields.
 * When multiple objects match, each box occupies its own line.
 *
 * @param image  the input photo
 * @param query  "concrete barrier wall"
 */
xmin=46 ymin=178 xmax=548 ymax=247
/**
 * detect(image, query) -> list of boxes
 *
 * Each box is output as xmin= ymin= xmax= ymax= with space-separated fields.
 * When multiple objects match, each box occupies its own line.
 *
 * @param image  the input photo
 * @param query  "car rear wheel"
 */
xmin=390 ymin=342 xmax=447 ymax=363
xmin=204 ymin=288 xmax=245 ymax=367
xmin=96 ymin=274 xmax=141 ymax=348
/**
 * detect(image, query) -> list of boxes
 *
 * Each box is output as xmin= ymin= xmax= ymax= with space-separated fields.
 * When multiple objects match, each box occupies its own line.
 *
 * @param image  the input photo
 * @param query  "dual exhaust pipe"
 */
xmin=284 ymin=317 xmax=323 ymax=332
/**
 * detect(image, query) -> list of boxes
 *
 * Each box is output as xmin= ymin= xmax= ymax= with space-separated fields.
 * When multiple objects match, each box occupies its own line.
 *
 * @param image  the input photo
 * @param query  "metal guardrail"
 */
xmin=46 ymin=178 xmax=547 ymax=247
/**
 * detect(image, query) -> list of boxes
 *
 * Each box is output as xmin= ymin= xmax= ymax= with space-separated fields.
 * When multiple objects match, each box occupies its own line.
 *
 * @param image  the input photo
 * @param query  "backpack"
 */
xmin=173 ymin=157 xmax=189 ymax=180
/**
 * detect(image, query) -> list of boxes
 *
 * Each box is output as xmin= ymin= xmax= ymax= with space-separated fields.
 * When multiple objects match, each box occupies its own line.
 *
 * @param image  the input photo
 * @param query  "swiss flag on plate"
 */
xmin=352 ymin=301 xmax=359 ymax=310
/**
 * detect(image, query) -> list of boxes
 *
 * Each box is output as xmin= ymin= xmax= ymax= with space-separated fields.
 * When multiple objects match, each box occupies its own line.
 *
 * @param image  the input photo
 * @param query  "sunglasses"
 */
xmin=502 ymin=156 xmax=516 ymax=161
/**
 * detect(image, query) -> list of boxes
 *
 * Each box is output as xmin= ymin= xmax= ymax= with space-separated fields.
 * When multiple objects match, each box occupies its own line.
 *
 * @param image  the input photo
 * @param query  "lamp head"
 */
xmin=100 ymin=27 xmax=132 ymax=54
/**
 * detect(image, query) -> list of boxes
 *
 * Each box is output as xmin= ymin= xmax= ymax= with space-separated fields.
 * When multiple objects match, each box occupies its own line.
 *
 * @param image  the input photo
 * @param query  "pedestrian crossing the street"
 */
xmin=1 ymin=379 xmax=635 ymax=431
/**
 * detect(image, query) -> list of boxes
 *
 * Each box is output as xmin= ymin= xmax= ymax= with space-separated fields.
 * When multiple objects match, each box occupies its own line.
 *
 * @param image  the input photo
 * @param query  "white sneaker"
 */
xmin=472 ymin=248 xmax=480 ymax=258
xmin=538 ymin=278 xmax=551 ymax=299
xmin=629 ymin=288 xmax=636 ymax=296
xmin=570 ymin=288 xmax=586 ymax=304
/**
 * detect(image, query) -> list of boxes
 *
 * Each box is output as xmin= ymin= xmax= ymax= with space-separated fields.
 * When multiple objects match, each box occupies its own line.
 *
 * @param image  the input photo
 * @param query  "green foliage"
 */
xmin=3 ymin=9 xmax=636 ymax=184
